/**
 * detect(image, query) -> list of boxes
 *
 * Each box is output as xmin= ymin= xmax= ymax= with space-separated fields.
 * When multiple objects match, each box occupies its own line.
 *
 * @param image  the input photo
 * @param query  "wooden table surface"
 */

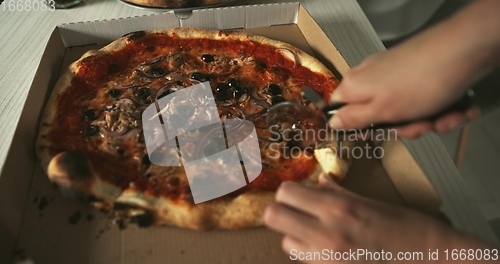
xmin=0 ymin=0 xmax=496 ymax=243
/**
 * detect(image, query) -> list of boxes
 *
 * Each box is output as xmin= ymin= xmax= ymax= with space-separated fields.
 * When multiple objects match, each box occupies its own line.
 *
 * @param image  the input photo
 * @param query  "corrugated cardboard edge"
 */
xmin=296 ymin=5 xmax=350 ymax=77
xmin=404 ymin=136 xmax=499 ymax=243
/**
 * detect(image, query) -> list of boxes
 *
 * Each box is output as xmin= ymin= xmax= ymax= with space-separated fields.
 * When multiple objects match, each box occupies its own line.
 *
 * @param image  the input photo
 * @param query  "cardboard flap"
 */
xmin=57 ymin=2 xmax=300 ymax=47
xmin=297 ymin=5 xmax=351 ymax=76
xmin=180 ymin=2 xmax=299 ymax=29
xmin=57 ymin=14 xmax=181 ymax=47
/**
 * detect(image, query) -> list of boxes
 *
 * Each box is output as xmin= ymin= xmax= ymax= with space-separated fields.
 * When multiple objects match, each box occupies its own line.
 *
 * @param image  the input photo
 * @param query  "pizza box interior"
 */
xmin=0 ymin=3 xmax=441 ymax=264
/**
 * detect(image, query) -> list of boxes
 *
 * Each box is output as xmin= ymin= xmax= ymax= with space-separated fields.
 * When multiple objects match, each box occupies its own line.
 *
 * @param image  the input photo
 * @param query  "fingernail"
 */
xmin=467 ymin=107 xmax=481 ymax=119
xmin=330 ymin=91 xmax=342 ymax=103
xmin=329 ymin=116 xmax=344 ymax=129
xmin=263 ymin=206 xmax=272 ymax=223
xmin=318 ymin=173 xmax=331 ymax=184
xmin=279 ymin=181 xmax=293 ymax=189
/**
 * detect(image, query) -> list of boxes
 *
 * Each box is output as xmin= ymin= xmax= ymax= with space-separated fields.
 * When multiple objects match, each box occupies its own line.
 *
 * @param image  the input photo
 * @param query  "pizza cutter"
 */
xmin=266 ymin=88 xmax=474 ymax=148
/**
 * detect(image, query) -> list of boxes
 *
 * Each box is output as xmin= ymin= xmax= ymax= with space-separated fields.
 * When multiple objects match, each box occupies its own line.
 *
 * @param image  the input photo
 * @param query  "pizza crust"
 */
xmin=114 ymin=149 xmax=345 ymax=230
xmin=97 ymin=28 xmax=337 ymax=86
xmin=47 ymin=151 xmax=123 ymax=200
xmin=36 ymin=28 xmax=350 ymax=230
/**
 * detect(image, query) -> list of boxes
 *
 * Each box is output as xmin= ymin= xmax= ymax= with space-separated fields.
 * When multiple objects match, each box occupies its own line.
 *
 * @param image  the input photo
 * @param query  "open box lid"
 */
xmin=57 ymin=2 xmax=350 ymax=77
xmin=0 ymin=2 xmax=447 ymax=264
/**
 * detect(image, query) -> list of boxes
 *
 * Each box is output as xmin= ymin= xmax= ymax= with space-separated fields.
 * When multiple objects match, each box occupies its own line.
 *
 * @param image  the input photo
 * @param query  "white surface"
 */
xmin=0 ymin=0 xmax=496 ymax=243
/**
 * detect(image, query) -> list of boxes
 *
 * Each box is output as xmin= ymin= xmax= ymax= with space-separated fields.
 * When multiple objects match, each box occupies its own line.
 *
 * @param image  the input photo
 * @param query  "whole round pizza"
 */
xmin=36 ymin=28 xmax=352 ymax=230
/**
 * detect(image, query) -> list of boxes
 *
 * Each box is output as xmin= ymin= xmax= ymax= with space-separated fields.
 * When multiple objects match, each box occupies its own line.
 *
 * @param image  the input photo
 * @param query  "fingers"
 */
xmin=394 ymin=121 xmax=434 ymax=138
xmin=328 ymin=104 xmax=380 ymax=130
xmin=318 ymin=172 xmax=336 ymax=187
xmin=434 ymin=106 xmax=480 ymax=133
xmin=264 ymin=202 xmax=319 ymax=241
xmin=466 ymin=106 xmax=481 ymax=120
xmin=329 ymin=72 xmax=372 ymax=104
xmin=433 ymin=112 xmax=468 ymax=133
xmin=318 ymin=173 xmax=347 ymax=193
xmin=275 ymin=181 xmax=333 ymax=217
xmin=282 ymin=235 xmax=309 ymax=254
xmin=394 ymin=106 xmax=481 ymax=138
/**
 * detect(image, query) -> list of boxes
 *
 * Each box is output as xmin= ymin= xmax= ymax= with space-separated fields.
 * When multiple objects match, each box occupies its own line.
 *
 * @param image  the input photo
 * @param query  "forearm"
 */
xmin=442 ymin=0 xmax=500 ymax=82
xmin=402 ymin=0 xmax=500 ymax=97
xmin=452 ymin=0 xmax=500 ymax=59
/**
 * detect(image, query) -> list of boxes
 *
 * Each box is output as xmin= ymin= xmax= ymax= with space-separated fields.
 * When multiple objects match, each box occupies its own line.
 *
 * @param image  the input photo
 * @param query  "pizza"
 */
xmin=36 ymin=28 xmax=352 ymax=230
xmin=123 ymin=0 xmax=232 ymax=8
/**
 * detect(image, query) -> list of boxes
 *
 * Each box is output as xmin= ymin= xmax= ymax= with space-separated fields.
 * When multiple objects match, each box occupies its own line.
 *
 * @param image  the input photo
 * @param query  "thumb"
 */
xmin=318 ymin=173 xmax=355 ymax=198
xmin=329 ymin=88 xmax=344 ymax=104
xmin=318 ymin=173 xmax=342 ymax=190
xmin=328 ymin=104 xmax=378 ymax=130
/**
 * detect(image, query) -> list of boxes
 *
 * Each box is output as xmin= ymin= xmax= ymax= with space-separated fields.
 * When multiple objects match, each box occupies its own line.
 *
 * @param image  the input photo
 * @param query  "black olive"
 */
xmin=117 ymin=148 xmax=125 ymax=156
xmin=131 ymin=213 xmax=153 ymax=228
xmin=108 ymin=89 xmax=121 ymax=99
xmin=126 ymin=30 xmax=146 ymax=41
xmin=83 ymin=196 xmax=99 ymax=203
xmin=227 ymin=78 xmax=239 ymax=88
xmin=81 ymin=125 xmax=98 ymax=137
xmin=157 ymin=89 xmax=170 ymax=99
xmin=108 ymin=64 xmax=120 ymax=73
xmin=177 ymin=105 xmax=195 ymax=118
xmin=191 ymin=72 xmax=202 ymax=80
xmin=272 ymin=96 xmax=287 ymax=105
xmin=167 ymin=105 xmax=195 ymax=129
xmin=150 ymin=67 xmax=165 ymax=77
xmin=68 ymin=211 xmax=82 ymax=225
xmin=113 ymin=203 xmax=130 ymax=210
xmin=191 ymin=72 xmax=210 ymax=82
xmin=142 ymin=154 xmax=151 ymax=166
xmin=268 ymin=84 xmax=282 ymax=95
xmin=168 ymin=113 xmax=185 ymax=129
xmin=201 ymin=54 xmax=215 ymax=63
xmin=134 ymin=87 xmax=150 ymax=99
xmin=216 ymin=83 xmax=229 ymax=93
xmin=83 ymin=109 xmax=98 ymax=121
xmin=235 ymin=86 xmax=247 ymax=98
xmin=216 ymin=83 xmax=234 ymax=101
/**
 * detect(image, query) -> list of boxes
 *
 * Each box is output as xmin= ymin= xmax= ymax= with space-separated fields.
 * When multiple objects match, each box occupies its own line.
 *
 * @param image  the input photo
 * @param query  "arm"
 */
xmin=329 ymin=0 xmax=500 ymax=137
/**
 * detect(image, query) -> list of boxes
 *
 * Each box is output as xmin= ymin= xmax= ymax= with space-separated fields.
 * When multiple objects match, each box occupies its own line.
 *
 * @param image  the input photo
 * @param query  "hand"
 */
xmin=264 ymin=174 xmax=494 ymax=263
xmin=328 ymin=48 xmax=480 ymax=138
xmin=324 ymin=0 xmax=500 ymax=138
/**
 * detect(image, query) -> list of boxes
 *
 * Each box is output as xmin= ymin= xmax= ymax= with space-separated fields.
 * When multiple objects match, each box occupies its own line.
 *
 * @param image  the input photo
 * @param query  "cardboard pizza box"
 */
xmin=0 ymin=3 xmax=440 ymax=264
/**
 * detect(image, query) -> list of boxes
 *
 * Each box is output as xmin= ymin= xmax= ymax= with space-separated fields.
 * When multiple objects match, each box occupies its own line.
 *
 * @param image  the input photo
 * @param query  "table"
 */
xmin=0 ymin=0 xmax=496 ymax=243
